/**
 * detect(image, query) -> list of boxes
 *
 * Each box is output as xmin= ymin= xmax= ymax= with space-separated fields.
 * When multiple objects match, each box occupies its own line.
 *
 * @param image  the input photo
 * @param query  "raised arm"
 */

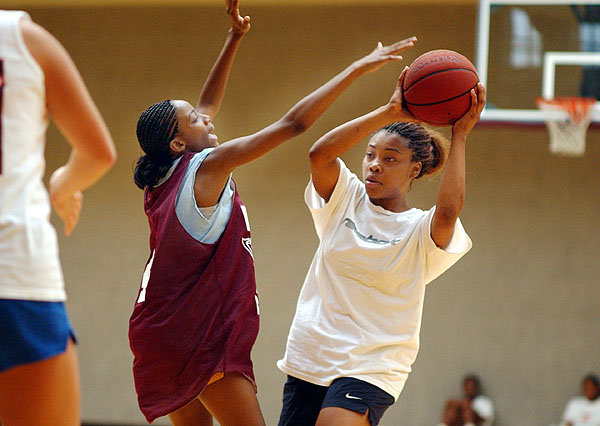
xmin=430 ymin=83 xmax=485 ymax=249
xmin=194 ymin=38 xmax=417 ymax=207
xmin=308 ymin=66 xmax=416 ymax=202
xmin=196 ymin=0 xmax=250 ymax=119
xmin=21 ymin=19 xmax=117 ymax=236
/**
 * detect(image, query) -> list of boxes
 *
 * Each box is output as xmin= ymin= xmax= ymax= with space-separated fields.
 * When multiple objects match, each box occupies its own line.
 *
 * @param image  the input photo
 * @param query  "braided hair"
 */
xmin=380 ymin=122 xmax=449 ymax=178
xmin=133 ymin=100 xmax=180 ymax=189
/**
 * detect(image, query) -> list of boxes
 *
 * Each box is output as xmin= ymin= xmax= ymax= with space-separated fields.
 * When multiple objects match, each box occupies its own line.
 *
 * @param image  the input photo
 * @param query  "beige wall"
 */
xmin=1 ymin=0 xmax=478 ymax=6
xmin=10 ymin=4 xmax=599 ymax=425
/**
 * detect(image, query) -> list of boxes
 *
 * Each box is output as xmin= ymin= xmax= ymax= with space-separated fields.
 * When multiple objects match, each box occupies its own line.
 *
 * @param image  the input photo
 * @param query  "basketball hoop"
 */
xmin=536 ymin=96 xmax=596 ymax=157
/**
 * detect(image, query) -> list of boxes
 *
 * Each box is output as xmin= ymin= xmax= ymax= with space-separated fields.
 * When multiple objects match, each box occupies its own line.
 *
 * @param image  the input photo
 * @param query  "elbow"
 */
xmin=308 ymin=144 xmax=338 ymax=170
xmin=290 ymin=118 xmax=307 ymax=136
xmin=281 ymin=114 xmax=307 ymax=136
xmin=98 ymin=143 xmax=118 ymax=170
xmin=308 ymin=144 xmax=329 ymax=168
xmin=86 ymin=139 xmax=117 ymax=174
xmin=308 ymin=144 xmax=320 ymax=161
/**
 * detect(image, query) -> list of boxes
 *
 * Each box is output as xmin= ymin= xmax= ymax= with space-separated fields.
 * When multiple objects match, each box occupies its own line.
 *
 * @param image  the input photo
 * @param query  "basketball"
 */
xmin=402 ymin=49 xmax=479 ymax=126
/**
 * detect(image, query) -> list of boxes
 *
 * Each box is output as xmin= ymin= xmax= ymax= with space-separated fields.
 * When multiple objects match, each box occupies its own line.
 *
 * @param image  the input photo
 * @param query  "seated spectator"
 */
xmin=438 ymin=374 xmax=495 ymax=426
xmin=560 ymin=373 xmax=600 ymax=426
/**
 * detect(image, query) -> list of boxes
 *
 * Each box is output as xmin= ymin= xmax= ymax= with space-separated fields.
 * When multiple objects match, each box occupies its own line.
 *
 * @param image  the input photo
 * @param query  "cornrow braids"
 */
xmin=133 ymin=100 xmax=180 ymax=189
xmin=381 ymin=122 xmax=449 ymax=178
xmin=137 ymin=100 xmax=179 ymax=160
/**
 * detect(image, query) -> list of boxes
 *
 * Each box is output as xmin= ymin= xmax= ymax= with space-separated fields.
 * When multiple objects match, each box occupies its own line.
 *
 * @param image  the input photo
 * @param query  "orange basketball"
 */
xmin=402 ymin=50 xmax=479 ymax=126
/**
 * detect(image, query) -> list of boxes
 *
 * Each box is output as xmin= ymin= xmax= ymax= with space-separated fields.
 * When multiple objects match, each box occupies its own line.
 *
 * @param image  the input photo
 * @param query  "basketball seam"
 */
xmin=403 ymin=68 xmax=478 ymax=92
xmin=404 ymin=82 xmax=479 ymax=107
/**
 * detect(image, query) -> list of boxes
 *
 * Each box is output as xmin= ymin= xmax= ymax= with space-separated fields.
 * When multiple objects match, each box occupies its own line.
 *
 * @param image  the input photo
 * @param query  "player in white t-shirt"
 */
xmin=277 ymin=66 xmax=486 ymax=426
xmin=0 ymin=10 xmax=116 ymax=426
xmin=560 ymin=374 xmax=600 ymax=426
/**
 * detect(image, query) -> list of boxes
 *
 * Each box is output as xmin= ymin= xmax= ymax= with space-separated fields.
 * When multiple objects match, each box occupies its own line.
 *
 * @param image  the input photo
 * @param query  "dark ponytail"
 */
xmin=133 ymin=100 xmax=179 ymax=189
xmin=380 ymin=122 xmax=449 ymax=178
xmin=133 ymin=154 xmax=175 ymax=189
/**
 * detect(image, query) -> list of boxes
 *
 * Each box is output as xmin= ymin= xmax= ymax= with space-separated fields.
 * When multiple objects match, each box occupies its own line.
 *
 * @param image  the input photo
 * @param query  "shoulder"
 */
xmin=565 ymin=396 xmax=586 ymax=408
xmin=335 ymin=159 xmax=364 ymax=199
xmin=19 ymin=18 xmax=52 ymax=60
xmin=474 ymin=394 xmax=493 ymax=404
xmin=19 ymin=18 xmax=74 ymax=78
xmin=185 ymin=149 xmax=215 ymax=181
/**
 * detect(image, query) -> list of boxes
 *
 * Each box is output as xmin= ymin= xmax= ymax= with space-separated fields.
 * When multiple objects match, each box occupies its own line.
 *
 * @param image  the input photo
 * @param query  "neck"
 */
xmin=369 ymin=196 xmax=410 ymax=213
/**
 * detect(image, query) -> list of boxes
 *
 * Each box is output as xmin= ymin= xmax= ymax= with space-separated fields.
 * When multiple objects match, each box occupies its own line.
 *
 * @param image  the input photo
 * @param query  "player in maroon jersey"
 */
xmin=128 ymin=1 xmax=417 ymax=424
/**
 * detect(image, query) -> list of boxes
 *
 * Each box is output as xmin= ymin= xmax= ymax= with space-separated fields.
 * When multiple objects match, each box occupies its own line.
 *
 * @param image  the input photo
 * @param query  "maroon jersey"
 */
xmin=128 ymin=152 xmax=259 ymax=422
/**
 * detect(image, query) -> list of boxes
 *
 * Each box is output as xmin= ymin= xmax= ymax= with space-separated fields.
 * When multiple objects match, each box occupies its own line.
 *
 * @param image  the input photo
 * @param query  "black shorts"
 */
xmin=278 ymin=375 xmax=395 ymax=426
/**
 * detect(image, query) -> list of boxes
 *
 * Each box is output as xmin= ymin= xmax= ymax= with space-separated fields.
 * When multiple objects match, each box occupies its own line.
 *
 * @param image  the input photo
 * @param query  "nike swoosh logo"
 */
xmin=345 ymin=393 xmax=362 ymax=400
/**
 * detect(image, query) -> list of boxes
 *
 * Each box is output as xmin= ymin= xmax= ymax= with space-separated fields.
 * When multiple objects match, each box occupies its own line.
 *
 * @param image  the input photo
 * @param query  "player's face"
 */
xmin=361 ymin=131 xmax=421 ymax=212
xmin=172 ymin=100 xmax=218 ymax=151
xmin=583 ymin=379 xmax=599 ymax=401
xmin=464 ymin=379 xmax=478 ymax=399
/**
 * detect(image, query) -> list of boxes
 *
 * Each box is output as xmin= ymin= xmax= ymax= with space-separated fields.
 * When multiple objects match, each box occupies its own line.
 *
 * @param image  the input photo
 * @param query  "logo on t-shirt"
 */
xmin=343 ymin=218 xmax=402 ymax=246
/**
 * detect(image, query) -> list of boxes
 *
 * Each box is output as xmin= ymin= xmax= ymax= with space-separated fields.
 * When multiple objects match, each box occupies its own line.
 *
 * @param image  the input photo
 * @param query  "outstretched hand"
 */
xmin=452 ymin=82 xmax=486 ymax=138
xmin=226 ymin=0 xmax=250 ymax=36
xmin=353 ymin=37 xmax=417 ymax=75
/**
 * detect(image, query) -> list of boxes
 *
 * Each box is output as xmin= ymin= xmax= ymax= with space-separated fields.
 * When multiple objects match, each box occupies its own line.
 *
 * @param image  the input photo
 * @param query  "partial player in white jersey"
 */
xmin=277 ymin=64 xmax=485 ymax=426
xmin=560 ymin=374 xmax=600 ymax=426
xmin=0 ymin=10 xmax=116 ymax=426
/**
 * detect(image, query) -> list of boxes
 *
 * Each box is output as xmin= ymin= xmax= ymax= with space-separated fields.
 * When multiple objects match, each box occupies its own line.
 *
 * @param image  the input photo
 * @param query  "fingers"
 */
xmin=242 ymin=15 xmax=251 ymax=29
xmin=383 ymin=55 xmax=403 ymax=63
xmin=374 ymin=36 xmax=416 ymax=55
xmin=385 ymin=36 xmax=417 ymax=54
xmin=58 ymin=191 xmax=83 ymax=236
xmin=226 ymin=0 xmax=239 ymax=15
xmin=397 ymin=66 xmax=408 ymax=88
xmin=476 ymin=82 xmax=486 ymax=111
xmin=468 ymin=82 xmax=486 ymax=117
xmin=226 ymin=0 xmax=250 ymax=33
xmin=359 ymin=36 xmax=415 ymax=75
xmin=391 ymin=68 xmax=407 ymax=106
xmin=451 ymin=83 xmax=487 ymax=134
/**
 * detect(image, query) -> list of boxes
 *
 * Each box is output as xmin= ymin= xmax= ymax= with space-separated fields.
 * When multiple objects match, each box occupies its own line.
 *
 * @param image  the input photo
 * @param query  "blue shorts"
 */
xmin=0 ymin=299 xmax=75 ymax=373
xmin=278 ymin=375 xmax=395 ymax=426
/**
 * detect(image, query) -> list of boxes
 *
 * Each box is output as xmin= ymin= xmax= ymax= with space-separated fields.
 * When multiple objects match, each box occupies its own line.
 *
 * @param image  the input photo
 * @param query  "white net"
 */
xmin=536 ymin=97 xmax=596 ymax=157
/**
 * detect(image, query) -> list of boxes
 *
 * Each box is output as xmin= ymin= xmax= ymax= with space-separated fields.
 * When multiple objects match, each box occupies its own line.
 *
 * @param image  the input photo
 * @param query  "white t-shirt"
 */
xmin=436 ymin=395 xmax=494 ymax=426
xmin=278 ymin=160 xmax=472 ymax=400
xmin=473 ymin=394 xmax=495 ymax=425
xmin=0 ymin=11 xmax=65 ymax=301
xmin=561 ymin=397 xmax=600 ymax=426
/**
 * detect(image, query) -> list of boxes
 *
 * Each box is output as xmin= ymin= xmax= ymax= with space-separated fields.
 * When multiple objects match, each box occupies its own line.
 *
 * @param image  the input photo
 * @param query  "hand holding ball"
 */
xmin=402 ymin=49 xmax=479 ymax=126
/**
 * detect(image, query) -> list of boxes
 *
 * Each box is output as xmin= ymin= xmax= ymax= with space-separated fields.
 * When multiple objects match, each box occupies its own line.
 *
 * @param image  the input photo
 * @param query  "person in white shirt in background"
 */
xmin=438 ymin=374 xmax=495 ymax=426
xmin=560 ymin=374 xmax=600 ymax=426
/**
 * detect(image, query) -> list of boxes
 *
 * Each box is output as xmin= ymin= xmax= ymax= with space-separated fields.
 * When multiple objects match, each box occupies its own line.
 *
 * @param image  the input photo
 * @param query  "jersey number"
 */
xmin=0 ymin=60 xmax=4 ymax=175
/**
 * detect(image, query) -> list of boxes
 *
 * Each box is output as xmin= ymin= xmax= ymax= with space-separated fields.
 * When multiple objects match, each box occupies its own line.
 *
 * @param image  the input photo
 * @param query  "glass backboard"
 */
xmin=476 ymin=0 xmax=600 ymax=123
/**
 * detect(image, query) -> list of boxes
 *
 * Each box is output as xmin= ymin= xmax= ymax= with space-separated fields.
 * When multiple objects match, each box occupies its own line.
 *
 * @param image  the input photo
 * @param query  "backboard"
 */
xmin=476 ymin=0 xmax=600 ymax=124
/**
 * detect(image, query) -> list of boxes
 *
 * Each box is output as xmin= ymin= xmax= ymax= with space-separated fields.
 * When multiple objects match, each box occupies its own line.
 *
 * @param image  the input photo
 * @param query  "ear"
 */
xmin=411 ymin=161 xmax=422 ymax=179
xmin=169 ymin=137 xmax=186 ymax=154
